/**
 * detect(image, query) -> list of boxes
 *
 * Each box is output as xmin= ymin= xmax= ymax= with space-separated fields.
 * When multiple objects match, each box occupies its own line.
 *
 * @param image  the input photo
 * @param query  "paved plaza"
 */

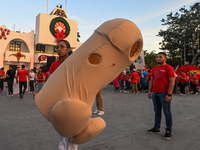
xmin=0 ymin=84 xmax=200 ymax=150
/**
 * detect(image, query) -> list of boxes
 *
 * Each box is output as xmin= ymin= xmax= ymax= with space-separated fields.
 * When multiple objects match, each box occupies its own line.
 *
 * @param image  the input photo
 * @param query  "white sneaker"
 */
xmin=11 ymin=94 xmax=13 ymax=97
xmin=28 ymin=91 xmax=32 ymax=93
xmin=8 ymin=95 xmax=11 ymax=97
xmin=180 ymin=93 xmax=186 ymax=96
xmin=93 ymin=110 xmax=99 ymax=114
xmin=98 ymin=111 xmax=104 ymax=116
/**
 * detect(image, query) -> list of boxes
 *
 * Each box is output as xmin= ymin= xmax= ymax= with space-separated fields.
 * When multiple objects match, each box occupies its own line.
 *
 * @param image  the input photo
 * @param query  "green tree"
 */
xmin=77 ymin=29 xmax=80 ymax=42
xmin=144 ymin=50 xmax=180 ymax=69
xmin=157 ymin=2 xmax=200 ymax=65
xmin=144 ymin=50 xmax=157 ymax=70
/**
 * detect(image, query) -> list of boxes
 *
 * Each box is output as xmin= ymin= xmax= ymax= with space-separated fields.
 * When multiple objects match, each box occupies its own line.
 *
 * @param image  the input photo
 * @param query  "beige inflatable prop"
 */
xmin=35 ymin=18 xmax=143 ymax=144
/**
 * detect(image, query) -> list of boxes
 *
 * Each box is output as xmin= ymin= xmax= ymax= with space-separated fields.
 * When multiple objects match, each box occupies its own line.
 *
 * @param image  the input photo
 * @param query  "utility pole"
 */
xmin=46 ymin=0 xmax=49 ymax=14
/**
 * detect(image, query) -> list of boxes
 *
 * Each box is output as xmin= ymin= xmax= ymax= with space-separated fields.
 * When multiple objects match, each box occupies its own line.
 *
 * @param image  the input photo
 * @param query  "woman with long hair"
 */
xmin=36 ymin=66 xmax=45 ymax=91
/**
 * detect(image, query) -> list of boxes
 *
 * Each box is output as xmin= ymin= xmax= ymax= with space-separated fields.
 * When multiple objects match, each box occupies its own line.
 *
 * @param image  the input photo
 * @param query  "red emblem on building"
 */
xmin=0 ymin=27 xmax=10 ymax=40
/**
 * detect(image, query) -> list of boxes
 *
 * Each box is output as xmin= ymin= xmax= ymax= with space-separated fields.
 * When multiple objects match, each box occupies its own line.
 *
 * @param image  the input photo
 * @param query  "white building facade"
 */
xmin=0 ymin=7 xmax=82 ymax=72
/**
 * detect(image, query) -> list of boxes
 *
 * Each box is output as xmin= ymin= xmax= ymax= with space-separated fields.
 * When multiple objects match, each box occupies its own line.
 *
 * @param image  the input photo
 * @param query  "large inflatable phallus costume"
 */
xmin=35 ymin=18 xmax=143 ymax=144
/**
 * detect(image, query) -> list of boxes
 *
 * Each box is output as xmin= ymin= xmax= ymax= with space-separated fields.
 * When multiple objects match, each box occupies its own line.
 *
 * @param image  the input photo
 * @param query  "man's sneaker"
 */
xmin=146 ymin=127 xmax=160 ymax=133
xmin=8 ymin=95 xmax=11 ymax=97
xmin=98 ymin=111 xmax=104 ymax=116
xmin=11 ymin=94 xmax=13 ymax=97
xmin=28 ymin=91 xmax=32 ymax=93
xmin=93 ymin=110 xmax=99 ymax=114
xmin=180 ymin=93 xmax=186 ymax=96
xmin=163 ymin=131 xmax=172 ymax=140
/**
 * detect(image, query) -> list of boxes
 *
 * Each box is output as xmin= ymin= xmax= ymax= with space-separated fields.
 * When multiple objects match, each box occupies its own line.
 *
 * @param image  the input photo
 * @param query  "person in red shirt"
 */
xmin=190 ymin=72 xmax=198 ymax=94
xmin=173 ymin=72 xmax=179 ymax=93
xmin=178 ymin=70 xmax=186 ymax=96
xmin=0 ymin=67 xmax=6 ymax=93
xmin=124 ymin=71 xmax=131 ymax=92
xmin=147 ymin=52 xmax=175 ymax=140
xmin=118 ymin=72 xmax=125 ymax=92
xmin=36 ymin=66 xmax=45 ymax=91
xmin=16 ymin=65 xmax=30 ymax=98
xmin=36 ymin=40 xmax=77 ymax=150
xmin=130 ymin=69 xmax=140 ymax=94
xmin=185 ymin=71 xmax=190 ymax=94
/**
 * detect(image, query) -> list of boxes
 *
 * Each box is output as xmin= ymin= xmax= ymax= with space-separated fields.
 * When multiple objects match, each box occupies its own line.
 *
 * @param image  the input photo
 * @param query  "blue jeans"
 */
xmin=152 ymin=92 xmax=172 ymax=132
xmin=38 ymin=82 xmax=45 ymax=91
xmin=125 ymin=81 xmax=130 ymax=91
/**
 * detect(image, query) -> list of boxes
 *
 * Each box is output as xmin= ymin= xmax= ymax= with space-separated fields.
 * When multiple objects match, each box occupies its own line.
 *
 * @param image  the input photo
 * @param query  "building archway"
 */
xmin=5 ymin=38 xmax=30 ymax=53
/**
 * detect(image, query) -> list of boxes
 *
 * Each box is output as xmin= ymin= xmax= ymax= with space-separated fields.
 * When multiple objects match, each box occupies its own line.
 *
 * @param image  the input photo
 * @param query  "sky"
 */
xmin=0 ymin=0 xmax=198 ymax=52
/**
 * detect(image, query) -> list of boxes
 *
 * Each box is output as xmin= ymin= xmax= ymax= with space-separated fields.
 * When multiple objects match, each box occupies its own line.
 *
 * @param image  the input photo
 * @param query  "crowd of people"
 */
xmin=112 ymin=69 xmax=149 ymax=94
xmin=0 ymin=65 xmax=50 ymax=98
xmin=174 ymin=70 xmax=200 ymax=96
xmin=1 ymin=39 xmax=200 ymax=149
xmin=112 ymin=67 xmax=200 ymax=96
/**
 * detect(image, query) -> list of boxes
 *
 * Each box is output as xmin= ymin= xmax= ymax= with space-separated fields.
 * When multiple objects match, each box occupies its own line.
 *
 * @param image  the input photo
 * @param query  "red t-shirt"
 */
xmin=197 ymin=74 xmax=200 ymax=79
xmin=118 ymin=74 xmax=124 ymax=80
xmin=147 ymin=73 xmax=151 ymax=81
xmin=151 ymin=64 xmax=175 ymax=93
xmin=124 ymin=75 xmax=130 ymax=81
xmin=186 ymin=74 xmax=190 ymax=81
xmin=17 ymin=69 xmax=29 ymax=82
xmin=179 ymin=73 xmax=186 ymax=84
xmin=37 ymin=72 xmax=45 ymax=82
xmin=130 ymin=72 xmax=139 ymax=83
xmin=0 ymin=70 xmax=5 ymax=79
xmin=191 ymin=76 xmax=198 ymax=84
xmin=45 ymin=72 xmax=49 ymax=82
xmin=49 ymin=60 xmax=62 ymax=74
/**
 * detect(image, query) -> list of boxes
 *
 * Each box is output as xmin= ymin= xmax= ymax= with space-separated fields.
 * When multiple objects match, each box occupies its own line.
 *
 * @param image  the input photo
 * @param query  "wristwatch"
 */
xmin=167 ymin=94 xmax=172 ymax=97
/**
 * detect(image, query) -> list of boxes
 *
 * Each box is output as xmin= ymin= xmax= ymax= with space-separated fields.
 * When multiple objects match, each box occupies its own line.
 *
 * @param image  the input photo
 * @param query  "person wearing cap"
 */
xmin=147 ymin=52 xmax=175 ymax=140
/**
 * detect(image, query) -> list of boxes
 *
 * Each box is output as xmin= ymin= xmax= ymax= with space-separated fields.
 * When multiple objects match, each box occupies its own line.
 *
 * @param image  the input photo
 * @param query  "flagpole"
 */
xmin=65 ymin=0 xmax=67 ymax=12
xmin=46 ymin=0 xmax=49 ymax=14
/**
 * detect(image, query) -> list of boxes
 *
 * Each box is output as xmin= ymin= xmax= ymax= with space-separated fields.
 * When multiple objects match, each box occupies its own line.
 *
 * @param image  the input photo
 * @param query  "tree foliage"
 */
xmin=144 ymin=50 xmax=157 ymax=70
xmin=144 ymin=50 xmax=180 ymax=70
xmin=157 ymin=2 xmax=200 ymax=65
xmin=77 ymin=29 xmax=81 ymax=42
